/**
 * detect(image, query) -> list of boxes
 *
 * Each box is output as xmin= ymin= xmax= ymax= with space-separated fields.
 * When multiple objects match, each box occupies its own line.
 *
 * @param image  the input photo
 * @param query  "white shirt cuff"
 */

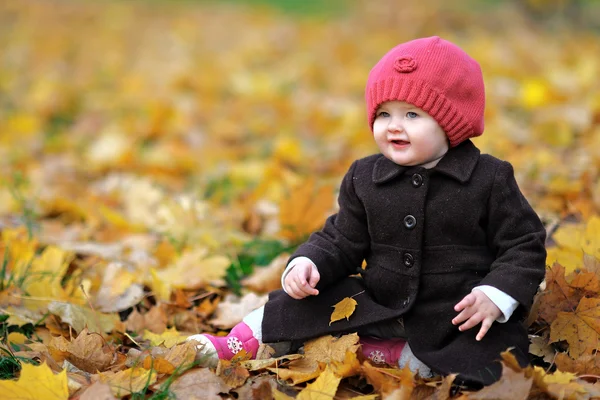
xmin=281 ymin=256 xmax=316 ymax=295
xmin=473 ymin=285 xmax=519 ymax=323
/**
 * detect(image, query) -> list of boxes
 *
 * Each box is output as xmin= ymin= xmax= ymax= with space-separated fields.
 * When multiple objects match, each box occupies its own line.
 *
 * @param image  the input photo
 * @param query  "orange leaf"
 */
xmin=143 ymin=355 xmax=176 ymax=374
xmin=468 ymin=364 xmax=532 ymax=400
xmin=555 ymin=352 xmax=600 ymax=376
xmin=550 ymin=297 xmax=600 ymax=358
xmin=538 ymin=263 xmax=581 ymax=324
xmin=330 ymin=297 xmax=357 ymax=325
xmin=279 ymin=178 xmax=334 ymax=242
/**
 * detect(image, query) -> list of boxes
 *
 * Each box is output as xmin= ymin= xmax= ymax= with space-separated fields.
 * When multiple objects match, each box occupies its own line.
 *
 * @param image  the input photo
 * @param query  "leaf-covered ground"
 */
xmin=1 ymin=0 xmax=600 ymax=398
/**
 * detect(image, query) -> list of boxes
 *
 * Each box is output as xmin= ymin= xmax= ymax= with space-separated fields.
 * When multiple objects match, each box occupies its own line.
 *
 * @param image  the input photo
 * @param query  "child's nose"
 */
xmin=388 ymin=117 xmax=404 ymax=132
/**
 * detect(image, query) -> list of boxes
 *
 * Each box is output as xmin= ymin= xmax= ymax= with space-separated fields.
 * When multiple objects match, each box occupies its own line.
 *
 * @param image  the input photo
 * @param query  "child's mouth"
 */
xmin=391 ymin=139 xmax=410 ymax=148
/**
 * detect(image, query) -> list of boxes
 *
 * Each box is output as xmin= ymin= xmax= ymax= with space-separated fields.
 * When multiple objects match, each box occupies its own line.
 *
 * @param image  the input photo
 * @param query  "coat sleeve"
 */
xmin=288 ymin=160 xmax=370 ymax=290
xmin=479 ymin=160 xmax=547 ymax=311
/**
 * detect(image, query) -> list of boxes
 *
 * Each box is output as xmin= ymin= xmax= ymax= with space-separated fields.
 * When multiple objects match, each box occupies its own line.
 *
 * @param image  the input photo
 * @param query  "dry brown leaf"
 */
xmin=291 ymin=333 xmax=360 ymax=373
xmin=550 ymin=297 xmax=600 ymax=358
xmin=468 ymin=364 xmax=532 ymax=400
xmin=240 ymin=353 xmax=303 ymax=371
xmin=361 ymin=362 xmax=415 ymax=397
xmin=162 ymin=341 xmax=197 ymax=369
xmin=48 ymin=336 xmax=71 ymax=365
xmin=555 ymin=352 xmax=600 ymax=375
xmin=538 ymin=263 xmax=581 ymax=324
xmin=216 ymin=350 xmax=252 ymax=389
xmin=330 ymin=297 xmax=357 ymax=325
xmin=79 ymin=381 xmax=117 ymax=400
xmin=65 ymin=328 xmax=115 ymax=373
xmin=241 ymin=253 xmax=289 ymax=293
xmin=569 ymin=271 xmax=600 ymax=293
xmin=528 ymin=335 xmax=556 ymax=364
xmin=209 ymin=292 xmax=268 ymax=329
xmin=168 ymin=368 xmax=230 ymax=400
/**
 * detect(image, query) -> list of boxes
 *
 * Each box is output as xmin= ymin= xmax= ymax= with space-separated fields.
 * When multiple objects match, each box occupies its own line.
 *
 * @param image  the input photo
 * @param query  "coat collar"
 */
xmin=372 ymin=140 xmax=480 ymax=184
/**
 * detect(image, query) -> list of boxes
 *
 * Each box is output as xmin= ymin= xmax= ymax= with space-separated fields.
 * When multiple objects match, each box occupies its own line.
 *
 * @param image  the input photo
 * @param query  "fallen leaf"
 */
xmin=209 ymin=292 xmax=268 ymax=329
xmin=538 ymin=263 xmax=581 ymax=324
xmin=330 ymin=297 xmax=357 ymax=325
xmin=468 ymin=363 xmax=532 ymax=400
xmin=7 ymin=331 xmax=28 ymax=345
xmin=555 ymin=352 xmax=600 ymax=375
xmin=79 ymin=381 xmax=117 ymax=400
xmin=292 ymin=333 xmax=360 ymax=373
xmin=279 ymin=178 xmax=335 ymax=242
xmin=296 ymin=365 xmax=341 ymax=400
xmin=240 ymin=353 xmax=303 ymax=371
xmin=143 ymin=355 xmax=176 ymax=374
xmin=330 ymin=350 xmax=361 ymax=378
xmin=361 ymin=363 xmax=414 ymax=397
xmin=528 ymin=335 xmax=556 ymax=364
xmin=65 ymin=328 xmax=115 ymax=373
xmin=541 ymin=369 xmax=578 ymax=384
xmin=241 ymin=252 xmax=288 ymax=293
xmin=267 ymin=363 xmax=325 ymax=385
xmin=0 ymin=362 xmax=68 ymax=400
xmin=48 ymin=301 xmax=121 ymax=334
xmin=216 ymin=350 xmax=252 ymax=389
xmin=550 ymin=297 xmax=600 ymax=358
xmin=98 ymin=367 xmax=157 ymax=398
xmin=143 ymin=326 xmax=187 ymax=348
xmin=162 ymin=341 xmax=198 ymax=369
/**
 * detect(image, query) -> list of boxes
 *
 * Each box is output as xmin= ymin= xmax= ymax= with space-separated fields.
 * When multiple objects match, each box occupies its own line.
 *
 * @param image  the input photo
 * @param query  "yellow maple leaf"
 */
xmin=143 ymin=327 xmax=187 ymax=348
xmin=279 ymin=178 xmax=335 ymax=242
xmin=296 ymin=365 xmax=341 ymax=400
xmin=151 ymin=248 xmax=230 ymax=291
xmin=0 ymin=362 xmax=68 ymax=400
xmin=550 ymin=297 xmax=600 ymax=358
xmin=330 ymin=297 xmax=357 ymax=325
xmin=330 ymin=350 xmax=361 ymax=378
xmin=98 ymin=367 xmax=157 ymax=398
xmin=533 ymin=367 xmax=577 ymax=385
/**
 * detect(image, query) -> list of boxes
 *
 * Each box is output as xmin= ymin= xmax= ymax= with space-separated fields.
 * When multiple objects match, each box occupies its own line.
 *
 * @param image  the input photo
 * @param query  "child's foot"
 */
xmin=360 ymin=337 xmax=433 ymax=377
xmin=360 ymin=337 xmax=406 ymax=365
xmin=187 ymin=322 xmax=259 ymax=367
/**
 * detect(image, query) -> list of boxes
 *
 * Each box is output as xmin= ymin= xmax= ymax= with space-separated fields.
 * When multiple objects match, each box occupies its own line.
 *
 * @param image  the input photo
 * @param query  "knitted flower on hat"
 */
xmin=365 ymin=36 xmax=485 ymax=147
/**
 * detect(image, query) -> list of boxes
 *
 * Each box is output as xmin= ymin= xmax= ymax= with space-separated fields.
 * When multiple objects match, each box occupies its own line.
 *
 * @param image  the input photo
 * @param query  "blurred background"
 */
xmin=1 ymin=0 xmax=600 ymax=250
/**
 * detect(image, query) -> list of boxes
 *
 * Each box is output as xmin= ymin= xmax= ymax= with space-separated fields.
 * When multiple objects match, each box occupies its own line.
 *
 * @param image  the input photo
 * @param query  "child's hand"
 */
xmin=283 ymin=261 xmax=320 ymax=300
xmin=452 ymin=289 xmax=502 ymax=341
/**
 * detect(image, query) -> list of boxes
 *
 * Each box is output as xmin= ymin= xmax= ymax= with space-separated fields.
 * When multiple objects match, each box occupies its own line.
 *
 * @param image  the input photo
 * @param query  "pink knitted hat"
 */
xmin=365 ymin=36 xmax=485 ymax=147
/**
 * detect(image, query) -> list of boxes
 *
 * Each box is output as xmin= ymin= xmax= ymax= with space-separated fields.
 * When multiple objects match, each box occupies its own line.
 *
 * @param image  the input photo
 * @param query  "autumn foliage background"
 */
xmin=1 ymin=0 xmax=600 ymax=399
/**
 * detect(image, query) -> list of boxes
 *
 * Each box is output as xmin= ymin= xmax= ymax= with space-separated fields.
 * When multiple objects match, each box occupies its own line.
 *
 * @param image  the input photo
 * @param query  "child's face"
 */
xmin=373 ymin=101 xmax=449 ymax=168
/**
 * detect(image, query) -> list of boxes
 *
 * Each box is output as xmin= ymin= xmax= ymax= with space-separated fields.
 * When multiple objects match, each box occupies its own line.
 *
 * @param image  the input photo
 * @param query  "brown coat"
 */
xmin=262 ymin=140 xmax=547 ymax=386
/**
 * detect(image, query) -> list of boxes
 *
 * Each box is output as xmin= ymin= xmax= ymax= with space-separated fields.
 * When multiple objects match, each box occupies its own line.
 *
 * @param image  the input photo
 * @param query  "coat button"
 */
xmin=403 ymin=252 xmax=414 ymax=268
xmin=403 ymin=215 xmax=416 ymax=229
xmin=411 ymin=174 xmax=423 ymax=188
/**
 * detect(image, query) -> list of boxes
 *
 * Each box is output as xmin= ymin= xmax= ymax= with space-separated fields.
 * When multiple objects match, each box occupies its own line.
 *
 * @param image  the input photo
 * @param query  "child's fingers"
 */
xmin=452 ymin=307 xmax=474 ymax=325
xmin=294 ymin=277 xmax=319 ymax=297
xmin=308 ymin=268 xmax=320 ymax=288
xmin=458 ymin=313 xmax=484 ymax=331
xmin=454 ymin=294 xmax=475 ymax=312
xmin=475 ymin=318 xmax=493 ymax=341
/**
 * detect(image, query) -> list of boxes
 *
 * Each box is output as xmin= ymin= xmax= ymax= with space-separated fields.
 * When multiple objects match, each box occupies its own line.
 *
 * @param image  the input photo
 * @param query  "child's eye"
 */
xmin=406 ymin=111 xmax=418 ymax=118
xmin=377 ymin=111 xmax=390 ymax=118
